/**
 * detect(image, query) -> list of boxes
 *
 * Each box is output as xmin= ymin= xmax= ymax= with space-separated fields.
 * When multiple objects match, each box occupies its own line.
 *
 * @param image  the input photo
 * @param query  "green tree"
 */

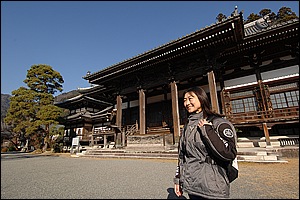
xmin=276 ymin=6 xmax=298 ymax=23
xmin=245 ymin=13 xmax=260 ymax=23
xmin=4 ymin=64 xmax=64 ymax=151
xmin=35 ymin=104 xmax=63 ymax=150
xmin=268 ymin=12 xmax=277 ymax=22
xmin=24 ymin=64 xmax=63 ymax=94
xmin=259 ymin=8 xmax=272 ymax=17
xmin=4 ymin=87 xmax=38 ymax=149
xmin=245 ymin=6 xmax=299 ymax=24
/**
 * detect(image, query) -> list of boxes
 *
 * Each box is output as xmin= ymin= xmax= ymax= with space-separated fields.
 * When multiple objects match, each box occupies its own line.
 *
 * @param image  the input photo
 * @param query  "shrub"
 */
xmin=53 ymin=143 xmax=63 ymax=153
xmin=8 ymin=146 xmax=17 ymax=151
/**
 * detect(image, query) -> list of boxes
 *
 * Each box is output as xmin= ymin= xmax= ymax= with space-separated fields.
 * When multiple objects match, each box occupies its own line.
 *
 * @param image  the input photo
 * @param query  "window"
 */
xmin=231 ymin=97 xmax=257 ymax=113
xmin=270 ymin=90 xmax=299 ymax=109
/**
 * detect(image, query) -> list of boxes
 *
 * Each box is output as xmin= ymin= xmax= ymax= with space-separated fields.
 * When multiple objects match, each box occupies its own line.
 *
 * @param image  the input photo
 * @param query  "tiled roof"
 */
xmin=66 ymin=105 xmax=113 ymax=120
xmin=244 ymin=16 xmax=299 ymax=37
xmin=54 ymin=93 xmax=112 ymax=106
xmin=244 ymin=17 xmax=269 ymax=36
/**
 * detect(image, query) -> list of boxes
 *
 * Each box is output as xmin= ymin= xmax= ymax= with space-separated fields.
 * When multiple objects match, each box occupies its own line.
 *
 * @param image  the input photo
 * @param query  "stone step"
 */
xmin=237 ymin=155 xmax=279 ymax=162
xmin=85 ymin=151 xmax=178 ymax=157
xmin=81 ymin=154 xmax=177 ymax=160
xmin=78 ymin=147 xmax=285 ymax=162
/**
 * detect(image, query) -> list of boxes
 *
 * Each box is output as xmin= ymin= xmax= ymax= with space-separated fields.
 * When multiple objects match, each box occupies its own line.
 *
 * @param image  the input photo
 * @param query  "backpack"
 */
xmin=207 ymin=115 xmax=239 ymax=183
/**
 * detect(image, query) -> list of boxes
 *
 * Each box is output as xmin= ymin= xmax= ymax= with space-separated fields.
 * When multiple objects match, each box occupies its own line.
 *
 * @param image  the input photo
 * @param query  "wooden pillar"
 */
xmin=262 ymin=123 xmax=271 ymax=146
xmin=257 ymin=80 xmax=268 ymax=114
xmin=254 ymin=61 xmax=272 ymax=147
xmin=162 ymin=85 xmax=168 ymax=126
xmin=103 ymin=135 xmax=107 ymax=148
xmin=170 ymin=81 xmax=180 ymax=144
xmin=139 ymin=89 xmax=146 ymax=134
xmin=207 ymin=71 xmax=220 ymax=113
xmin=90 ymin=126 xmax=94 ymax=147
xmin=116 ymin=95 xmax=122 ymax=147
xmin=219 ymin=67 xmax=225 ymax=90
xmin=116 ymin=95 xmax=122 ymax=127
xmin=122 ymin=129 xmax=125 ymax=147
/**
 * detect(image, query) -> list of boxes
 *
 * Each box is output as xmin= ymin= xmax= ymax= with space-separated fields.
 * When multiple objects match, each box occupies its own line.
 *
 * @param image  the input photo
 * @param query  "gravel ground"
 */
xmin=230 ymin=158 xmax=299 ymax=199
xmin=1 ymin=153 xmax=298 ymax=199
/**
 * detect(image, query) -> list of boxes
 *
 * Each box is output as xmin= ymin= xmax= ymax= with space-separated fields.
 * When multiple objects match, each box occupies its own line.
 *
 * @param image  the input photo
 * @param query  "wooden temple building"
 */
xmin=55 ymin=9 xmax=299 ymax=149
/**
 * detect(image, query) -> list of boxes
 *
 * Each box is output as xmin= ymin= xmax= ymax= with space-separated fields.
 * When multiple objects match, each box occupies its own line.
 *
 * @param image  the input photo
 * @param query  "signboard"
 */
xmin=72 ymin=137 xmax=80 ymax=146
xmin=70 ymin=137 xmax=80 ymax=154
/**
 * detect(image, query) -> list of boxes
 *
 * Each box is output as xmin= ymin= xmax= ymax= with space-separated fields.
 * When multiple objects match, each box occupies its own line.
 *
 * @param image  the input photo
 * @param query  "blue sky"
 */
xmin=1 ymin=1 xmax=299 ymax=95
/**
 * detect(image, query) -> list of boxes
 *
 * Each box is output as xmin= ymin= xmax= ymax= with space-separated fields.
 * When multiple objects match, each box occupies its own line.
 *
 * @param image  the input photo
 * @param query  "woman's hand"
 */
xmin=174 ymin=184 xmax=183 ymax=197
xmin=198 ymin=118 xmax=212 ymax=127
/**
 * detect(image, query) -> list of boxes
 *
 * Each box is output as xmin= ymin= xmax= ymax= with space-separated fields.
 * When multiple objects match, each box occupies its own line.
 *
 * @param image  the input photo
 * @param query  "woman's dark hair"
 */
xmin=183 ymin=86 xmax=224 ymax=118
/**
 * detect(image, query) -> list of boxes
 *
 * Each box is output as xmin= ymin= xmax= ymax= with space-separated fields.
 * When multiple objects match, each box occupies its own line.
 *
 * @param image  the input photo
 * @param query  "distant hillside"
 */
xmin=1 ymin=94 xmax=11 ymax=119
xmin=54 ymin=90 xmax=80 ymax=102
xmin=1 ymin=90 xmax=80 ymax=121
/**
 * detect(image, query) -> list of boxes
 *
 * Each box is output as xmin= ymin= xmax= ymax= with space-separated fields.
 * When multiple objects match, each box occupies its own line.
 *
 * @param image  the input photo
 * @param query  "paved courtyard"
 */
xmin=1 ymin=153 xmax=299 ymax=199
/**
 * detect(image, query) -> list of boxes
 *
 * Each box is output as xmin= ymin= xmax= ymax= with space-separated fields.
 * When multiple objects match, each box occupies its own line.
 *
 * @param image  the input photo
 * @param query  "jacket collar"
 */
xmin=188 ymin=111 xmax=203 ymax=121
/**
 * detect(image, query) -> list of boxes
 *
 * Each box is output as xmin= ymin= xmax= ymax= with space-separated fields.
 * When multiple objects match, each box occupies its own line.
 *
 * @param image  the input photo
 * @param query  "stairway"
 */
xmin=75 ymin=145 xmax=295 ymax=163
xmin=78 ymin=148 xmax=178 ymax=160
xmin=236 ymin=147 xmax=284 ymax=162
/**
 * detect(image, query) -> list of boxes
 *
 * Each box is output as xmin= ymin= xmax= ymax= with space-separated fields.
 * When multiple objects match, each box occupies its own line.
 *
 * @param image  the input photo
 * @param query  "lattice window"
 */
xmin=271 ymin=90 xmax=299 ymax=109
xmin=231 ymin=97 xmax=257 ymax=113
xmin=286 ymin=90 xmax=299 ymax=107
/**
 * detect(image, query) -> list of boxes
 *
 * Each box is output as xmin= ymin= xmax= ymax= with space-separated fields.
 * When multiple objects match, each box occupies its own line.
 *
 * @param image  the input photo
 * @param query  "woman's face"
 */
xmin=183 ymin=91 xmax=202 ymax=113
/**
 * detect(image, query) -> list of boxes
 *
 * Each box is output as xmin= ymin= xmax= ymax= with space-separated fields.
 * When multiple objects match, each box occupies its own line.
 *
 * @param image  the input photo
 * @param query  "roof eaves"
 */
xmin=84 ymin=14 xmax=243 ymax=81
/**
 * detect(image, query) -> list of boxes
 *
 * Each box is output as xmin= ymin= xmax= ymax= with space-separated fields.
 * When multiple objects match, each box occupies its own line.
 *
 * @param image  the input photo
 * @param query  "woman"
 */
xmin=174 ymin=86 xmax=237 ymax=199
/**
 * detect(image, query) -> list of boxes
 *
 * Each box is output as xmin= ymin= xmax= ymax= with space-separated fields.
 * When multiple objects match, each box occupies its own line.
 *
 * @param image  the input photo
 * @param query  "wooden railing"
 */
xmin=227 ymin=107 xmax=299 ymax=125
xmin=125 ymin=124 xmax=138 ymax=136
xmin=237 ymin=135 xmax=299 ymax=147
xmin=147 ymin=126 xmax=171 ymax=135
xmin=278 ymin=137 xmax=299 ymax=146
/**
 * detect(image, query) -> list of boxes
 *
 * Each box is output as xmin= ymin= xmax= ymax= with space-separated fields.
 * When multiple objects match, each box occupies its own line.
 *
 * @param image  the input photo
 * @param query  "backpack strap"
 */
xmin=207 ymin=115 xmax=237 ymax=146
xmin=200 ymin=115 xmax=237 ymax=162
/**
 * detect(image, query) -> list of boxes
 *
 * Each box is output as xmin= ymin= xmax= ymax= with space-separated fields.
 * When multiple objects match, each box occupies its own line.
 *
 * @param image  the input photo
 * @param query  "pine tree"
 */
xmin=4 ymin=64 xmax=64 ymax=151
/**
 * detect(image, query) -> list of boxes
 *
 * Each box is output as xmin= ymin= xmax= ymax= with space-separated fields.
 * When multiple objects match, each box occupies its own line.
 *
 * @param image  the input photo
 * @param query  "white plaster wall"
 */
xmin=224 ymin=65 xmax=299 ymax=88
xmin=224 ymin=74 xmax=257 ymax=88
xmin=261 ymin=65 xmax=299 ymax=80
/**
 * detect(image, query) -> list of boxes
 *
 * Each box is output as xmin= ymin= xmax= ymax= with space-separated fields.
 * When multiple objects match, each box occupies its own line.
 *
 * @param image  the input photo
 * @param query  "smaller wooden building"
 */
xmin=54 ymin=92 xmax=117 ymax=148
